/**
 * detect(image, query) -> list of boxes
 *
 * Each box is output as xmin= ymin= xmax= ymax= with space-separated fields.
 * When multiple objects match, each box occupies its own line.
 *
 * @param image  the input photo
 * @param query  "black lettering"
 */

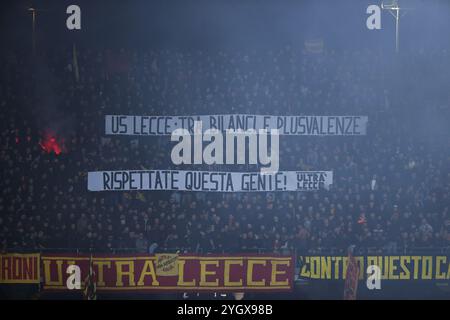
xmin=345 ymin=116 xmax=353 ymax=134
xmin=103 ymin=172 xmax=111 ymax=190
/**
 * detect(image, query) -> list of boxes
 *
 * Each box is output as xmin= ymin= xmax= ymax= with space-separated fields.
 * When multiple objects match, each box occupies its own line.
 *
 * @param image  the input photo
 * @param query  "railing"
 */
xmin=3 ymin=246 xmax=450 ymax=255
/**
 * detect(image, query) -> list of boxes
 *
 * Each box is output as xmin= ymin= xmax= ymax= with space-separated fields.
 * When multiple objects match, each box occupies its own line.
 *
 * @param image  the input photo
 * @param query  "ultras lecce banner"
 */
xmin=42 ymin=254 xmax=294 ymax=292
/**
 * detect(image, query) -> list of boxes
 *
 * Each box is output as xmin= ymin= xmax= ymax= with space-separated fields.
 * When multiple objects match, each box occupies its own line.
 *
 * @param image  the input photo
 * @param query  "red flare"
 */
xmin=357 ymin=214 xmax=367 ymax=225
xmin=39 ymin=132 xmax=66 ymax=155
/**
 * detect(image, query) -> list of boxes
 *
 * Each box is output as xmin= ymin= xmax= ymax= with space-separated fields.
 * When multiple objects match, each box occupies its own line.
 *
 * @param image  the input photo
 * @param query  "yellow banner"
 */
xmin=299 ymin=255 xmax=450 ymax=281
xmin=155 ymin=254 xmax=179 ymax=276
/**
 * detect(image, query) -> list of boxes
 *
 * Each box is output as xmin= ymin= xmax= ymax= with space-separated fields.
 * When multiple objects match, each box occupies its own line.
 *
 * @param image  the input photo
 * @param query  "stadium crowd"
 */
xmin=1 ymin=46 xmax=449 ymax=255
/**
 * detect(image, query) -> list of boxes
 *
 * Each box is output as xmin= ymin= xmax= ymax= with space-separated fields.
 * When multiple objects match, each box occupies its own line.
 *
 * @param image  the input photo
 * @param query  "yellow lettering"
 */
xmin=137 ymin=260 xmax=159 ymax=286
xmin=270 ymin=260 xmax=290 ymax=286
xmin=435 ymin=256 xmax=447 ymax=280
xmin=247 ymin=260 xmax=266 ymax=286
xmin=310 ymin=257 xmax=321 ymax=279
xmin=177 ymin=260 xmax=196 ymax=286
xmin=399 ymin=256 xmax=410 ymax=280
xmin=320 ymin=257 xmax=332 ymax=279
xmin=411 ymin=256 xmax=421 ymax=280
xmin=342 ymin=257 xmax=348 ymax=279
xmin=43 ymin=260 xmax=63 ymax=286
xmin=199 ymin=260 xmax=219 ymax=287
xmin=447 ymin=261 xmax=450 ymax=280
xmin=115 ymin=261 xmax=135 ymax=286
xmin=381 ymin=256 xmax=389 ymax=280
xmin=389 ymin=256 xmax=399 ymax=280
xmin=367 ymin=256 xmax=379 ymax=274
xmin=1 ymin=256 xmax=10 ymax=280
xmin=93 ymin=261 xmax=111 ymax=286
xmin=333 ymin=257 xmax=342 ymax=280
xmin=356 ymin=257 xmax=365 ymax=280
xmin=224 ymin=260 xmax=243 ymax=286
xmin=300 ymin=257 xmax=310 ymax=277
xmin=422 ymin=256 xmax=433 ymax=280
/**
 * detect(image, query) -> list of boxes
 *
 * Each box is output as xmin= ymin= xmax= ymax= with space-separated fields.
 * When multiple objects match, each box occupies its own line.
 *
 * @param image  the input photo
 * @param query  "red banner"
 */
xmin=0 ymin=254 xmax=40 ymax=284
xmin=42 ymin=254 xmax=294 ymax=292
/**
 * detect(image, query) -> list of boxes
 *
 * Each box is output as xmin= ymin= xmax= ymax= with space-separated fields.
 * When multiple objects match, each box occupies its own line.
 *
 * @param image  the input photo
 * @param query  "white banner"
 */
xmin=105 ymin=115 xmax=368 ymax=136
xmin=88 ymin=170 xmax=333 ymax=192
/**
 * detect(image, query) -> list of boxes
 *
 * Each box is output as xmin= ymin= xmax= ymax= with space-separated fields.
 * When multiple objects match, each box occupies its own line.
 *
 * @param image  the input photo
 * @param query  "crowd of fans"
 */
xmin=1 ymin=45 xmax=449 ymax=255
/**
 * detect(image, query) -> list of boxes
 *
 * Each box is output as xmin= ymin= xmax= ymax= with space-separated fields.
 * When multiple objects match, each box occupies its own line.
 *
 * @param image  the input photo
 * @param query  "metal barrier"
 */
xmin=3 ymin=246 xmax=450 ymax=255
